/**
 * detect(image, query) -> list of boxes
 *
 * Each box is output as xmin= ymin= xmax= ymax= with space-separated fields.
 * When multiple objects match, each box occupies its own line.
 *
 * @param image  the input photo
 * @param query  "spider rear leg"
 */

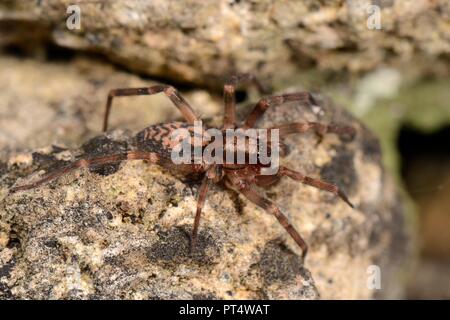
xmin=223 ymin=73 xmax=268 ymax=129
xmin=279 ymin=166 xmax=354 ymax=208
xmin=237 ymin=184 xmax=308 ymax=259
xmin=9 ymin=151 xmax=159 ymax=193
xmin=270 ymin=122 xmax=356 ymax=141
xmin=103 ymin=85 xmax=198 ymax=132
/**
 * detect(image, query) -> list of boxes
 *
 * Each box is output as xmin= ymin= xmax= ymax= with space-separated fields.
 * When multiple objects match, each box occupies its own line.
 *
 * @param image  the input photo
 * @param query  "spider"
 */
xmin=10 ymin=74 xmax=355 ymax=259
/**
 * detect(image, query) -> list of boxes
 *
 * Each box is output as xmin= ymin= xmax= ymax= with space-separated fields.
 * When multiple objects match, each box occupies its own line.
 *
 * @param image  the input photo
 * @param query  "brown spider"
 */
xmin=10 ymin=74 xmax=355 ymax=259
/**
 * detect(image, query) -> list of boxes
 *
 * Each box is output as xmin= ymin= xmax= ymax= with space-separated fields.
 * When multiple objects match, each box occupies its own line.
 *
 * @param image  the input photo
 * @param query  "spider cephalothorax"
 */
xmin=10 ymin=74 xmax=355 ymax=259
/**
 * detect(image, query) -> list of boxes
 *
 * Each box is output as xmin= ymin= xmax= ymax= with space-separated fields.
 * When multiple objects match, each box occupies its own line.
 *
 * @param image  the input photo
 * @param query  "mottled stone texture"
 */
xmin=0 ymin=57 xmax=412 ymax=299
xmin=0 ymin=0 xmax=421 ymax=298
xmin=0 ymin=56 xmax=220 ymax=151
xmin=0 ymin=0 xmax=449 ymax=88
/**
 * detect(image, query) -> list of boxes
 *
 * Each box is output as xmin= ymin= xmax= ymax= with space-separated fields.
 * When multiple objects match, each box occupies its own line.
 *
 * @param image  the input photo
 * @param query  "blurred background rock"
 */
xmin=0 ymin=0 xmax=449 ymax=298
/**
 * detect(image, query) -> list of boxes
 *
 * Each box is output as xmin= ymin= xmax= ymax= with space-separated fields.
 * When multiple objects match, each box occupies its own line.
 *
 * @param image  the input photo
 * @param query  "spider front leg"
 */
xmin=279 ymin=166 xmax=354 ymax=208
xmin=9 ymin=151 xmax=159 ymax=193
xmin=103 ymin=85 xmax=198 ymax=131
xmin=237 ymin=184 xmax=308 ymax=259
xmin=190 ymin=175 xmax=211 ymax=251
xmin=223 ymin=74 xmax=268 ymax=129
xmin=242 ymin=92 xmax=317 ymax=129
xmin=190 ymin=166 xmax=220 ymax=251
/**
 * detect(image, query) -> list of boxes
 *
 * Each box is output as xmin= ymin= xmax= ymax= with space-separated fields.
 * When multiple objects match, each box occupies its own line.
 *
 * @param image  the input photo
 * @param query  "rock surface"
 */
xmin=0 ymin=57 xmax=412 ymax=299
xmin=1 ymin=0 xmax=449 ymax=88
xmin=2 ymin=0 xmax=450 ymax=184
xmin=0 ymin=56 xmax=220 ymax=151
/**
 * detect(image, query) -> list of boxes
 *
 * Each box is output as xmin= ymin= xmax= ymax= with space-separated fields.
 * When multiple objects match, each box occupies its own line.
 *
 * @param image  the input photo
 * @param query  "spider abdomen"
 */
xmin=135 ymin=122 xmax=189 ymax=158
xmin=135 ymin=121 xmax=207 ymax=175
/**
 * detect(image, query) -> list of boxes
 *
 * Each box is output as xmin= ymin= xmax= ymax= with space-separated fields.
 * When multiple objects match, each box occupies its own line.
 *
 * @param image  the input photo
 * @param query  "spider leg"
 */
xmin=269 ymin=122 xmax=355 ymax=140
xmin=223 ymin=74 xmax=268 ymax=129
xmin=190 ymin=174 xmax=211 ymax=251
xmin=9 ymin=151 xmax=159 ymax=193
xmin=103 ymin=85 xmax=198 ymax=131
xmin=279 ymin=166 xmax=354 ymax=208
xmin=242 ymin=92 xmax=316 ymax=129
xmin=237 ymin=184 xmax=308 ymax=259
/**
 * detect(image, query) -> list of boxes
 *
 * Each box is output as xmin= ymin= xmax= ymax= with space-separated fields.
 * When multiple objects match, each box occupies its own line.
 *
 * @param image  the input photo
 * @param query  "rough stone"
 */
xmin=0 ymin=0 xmax=448 ymax=88
xmin=0 ymin=58 xmax=413 ymax=298
xmin=0 ymin=56 xmax=220 ymax=151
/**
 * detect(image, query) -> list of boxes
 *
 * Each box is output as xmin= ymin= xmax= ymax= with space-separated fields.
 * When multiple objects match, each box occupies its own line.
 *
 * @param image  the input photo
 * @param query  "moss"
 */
xmin=360 ymin=78 xmax=450 ymax=181
xmin=361 ymin=102 xmax=401 ymax=177
xmin=399 ymin=79 xmax=450 ymax=132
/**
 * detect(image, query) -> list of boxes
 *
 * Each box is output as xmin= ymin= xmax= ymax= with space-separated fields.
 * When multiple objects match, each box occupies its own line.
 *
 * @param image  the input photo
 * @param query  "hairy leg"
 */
xmin=269 ymin=122 xmax=355 ymax=140
xmin=190 ymin=175 xmax=211 ymax=251
xmin=9 ymin=151 xmax=159 ymax=193
xmin=237 ymin=184 xmax=308 ymax=259
xmin=103 ymin=85 xmax=198 ymax=131
xmin=279 ymin=166 xmax=354 ymax=208
xmin=223 ymin=73 xmax=268 ymax=129
xmin=242 ymin=92 xmax=316 ymax=129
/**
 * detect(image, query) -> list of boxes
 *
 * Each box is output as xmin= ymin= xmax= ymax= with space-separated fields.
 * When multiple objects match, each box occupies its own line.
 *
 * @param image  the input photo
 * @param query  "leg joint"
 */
xmin=163 ymin=85 xmax=176 ymax=96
